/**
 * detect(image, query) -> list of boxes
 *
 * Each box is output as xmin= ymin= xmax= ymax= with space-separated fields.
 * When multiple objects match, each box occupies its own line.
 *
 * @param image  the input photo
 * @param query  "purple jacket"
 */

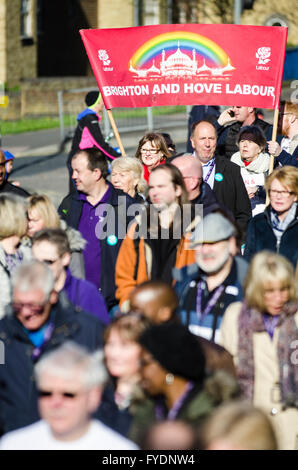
xmin=63 ymin=269 xmax=110 ymax=325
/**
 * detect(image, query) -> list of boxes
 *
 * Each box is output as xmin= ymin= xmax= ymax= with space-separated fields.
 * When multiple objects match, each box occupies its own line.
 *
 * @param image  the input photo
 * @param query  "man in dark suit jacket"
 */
xmin=190 ymin=120 xmax=252 ymax=236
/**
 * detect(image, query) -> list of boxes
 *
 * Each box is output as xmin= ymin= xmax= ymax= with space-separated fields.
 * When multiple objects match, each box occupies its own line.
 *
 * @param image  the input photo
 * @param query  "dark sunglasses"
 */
xmin=13 ymin=302 xmax=45 ymax=315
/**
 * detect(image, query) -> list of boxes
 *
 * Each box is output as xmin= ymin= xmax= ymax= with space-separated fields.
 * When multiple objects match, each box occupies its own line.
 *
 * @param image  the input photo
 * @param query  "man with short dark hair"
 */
xmin=0 ymin=260 xmax=104 ymax=435
xmin=58 ymin=148 xmax=137 ymax=310
xmin=190 ymin=120 xmax=252 ymax=235
xmin=129 ymin=280 xmax=179 ymax=324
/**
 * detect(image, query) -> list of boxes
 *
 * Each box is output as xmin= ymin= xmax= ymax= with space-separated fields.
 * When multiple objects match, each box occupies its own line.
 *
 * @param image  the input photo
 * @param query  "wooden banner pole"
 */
xmin=266 ymin=107 xmax=279 ymax=205
xmin=107 ymin=109 xmax=126 ymax=156
xmin=268 ymin=107 xmax=279 ymax=175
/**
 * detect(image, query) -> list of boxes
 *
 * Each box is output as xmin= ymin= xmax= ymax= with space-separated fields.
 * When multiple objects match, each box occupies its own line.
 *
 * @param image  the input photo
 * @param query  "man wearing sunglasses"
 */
xmin=0 ymin=342 xmax=137 ymax=449
xmin=0 ymin=260 xmax=104 ymax=436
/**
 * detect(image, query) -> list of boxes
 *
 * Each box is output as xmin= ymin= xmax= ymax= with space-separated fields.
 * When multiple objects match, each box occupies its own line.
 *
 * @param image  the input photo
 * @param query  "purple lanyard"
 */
xmin=262 ymin=314 xmax=280 ymax=340
xmin=155 ymin=382 xmax=194 ymax=421
xmin=203 ymin=159 xmax=215 ymax=183
xmin=31 ymin=322 xmax=55 ymax=361
xmin=196 ymin=281 xmax=225 ymax=322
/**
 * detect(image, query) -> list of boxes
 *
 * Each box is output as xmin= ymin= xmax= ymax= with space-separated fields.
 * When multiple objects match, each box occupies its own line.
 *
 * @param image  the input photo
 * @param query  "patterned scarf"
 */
xmin=237 ymin=301 xmax=298 ymax=408
xmin=270 ymin=202 xmax=297 ymax=242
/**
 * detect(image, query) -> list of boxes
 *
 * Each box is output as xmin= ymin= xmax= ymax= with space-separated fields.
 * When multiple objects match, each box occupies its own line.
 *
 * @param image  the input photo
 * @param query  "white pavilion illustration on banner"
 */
xmin=129 ymin=42 xmax=235 ymax=79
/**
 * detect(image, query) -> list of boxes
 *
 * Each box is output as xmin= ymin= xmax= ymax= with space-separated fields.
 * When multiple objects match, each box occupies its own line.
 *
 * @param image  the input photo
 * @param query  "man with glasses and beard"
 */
xmin=174 ymin=212 xmax=248 ymax=344
xmin=0 ymin=260 xmax=104 ymax=436
xmin=268 ymin=101 xmax=298 ymax=168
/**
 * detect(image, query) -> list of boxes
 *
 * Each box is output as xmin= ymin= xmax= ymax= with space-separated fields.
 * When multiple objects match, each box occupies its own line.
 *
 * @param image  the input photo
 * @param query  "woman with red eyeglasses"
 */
xmin=244 ymin=166 xmax=298 ymax=267
xmin=0 ymin=193 xmax=31 ymax=318
xmin=135 ymin=133 xmax=171 ymax=183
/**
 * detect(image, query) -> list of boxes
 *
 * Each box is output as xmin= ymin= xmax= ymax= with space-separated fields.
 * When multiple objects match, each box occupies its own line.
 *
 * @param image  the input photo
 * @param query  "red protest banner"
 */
xmin=80 ymin=24 xmax=287 ymax=110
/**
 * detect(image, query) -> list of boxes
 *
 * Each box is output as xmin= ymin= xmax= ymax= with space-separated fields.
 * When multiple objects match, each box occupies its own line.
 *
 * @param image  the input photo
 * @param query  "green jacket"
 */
xmin=129 ymin=385 xmax=214 ymax=445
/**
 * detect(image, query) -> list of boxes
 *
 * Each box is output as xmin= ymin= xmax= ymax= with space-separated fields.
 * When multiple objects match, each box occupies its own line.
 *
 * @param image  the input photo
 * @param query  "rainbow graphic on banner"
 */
xmin=130 ymin=31 xmax=231 ymax=68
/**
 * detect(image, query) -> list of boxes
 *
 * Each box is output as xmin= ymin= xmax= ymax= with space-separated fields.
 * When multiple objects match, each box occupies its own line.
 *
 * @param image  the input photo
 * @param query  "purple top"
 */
xmin=63 ymin=268 xmax=110 ymax=325
xmin=78 ymin=186 xmax=111 ymax=289
xmin=262 ymin=313 xmax=280 ymax=340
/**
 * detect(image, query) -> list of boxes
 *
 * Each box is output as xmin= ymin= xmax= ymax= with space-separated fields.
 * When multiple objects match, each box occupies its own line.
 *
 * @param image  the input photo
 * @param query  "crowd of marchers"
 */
xmin=0 ymin=92 xmax=297 ymax=450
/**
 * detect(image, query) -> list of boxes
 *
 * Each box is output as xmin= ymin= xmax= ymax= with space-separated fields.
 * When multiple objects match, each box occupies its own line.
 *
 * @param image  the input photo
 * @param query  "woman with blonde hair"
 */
xmin=27 ymin=194 xmax=86 ymax=279
xmin=220 ymin=251 xmax=298 ymax=449
xmin=110 ymin=156 xmax=147 ymax=201
xmin=200 ymin=400 xmax=278 ymax=450
xmin=0 ymin=193 xmax=31 ymax=318
xmin=27 ymin=194 xmax=60 ymax=237
xmin=244 ymin=165 xmax=298 ymax=267
xmin=135 ymin=133 xmax=171 ymax=183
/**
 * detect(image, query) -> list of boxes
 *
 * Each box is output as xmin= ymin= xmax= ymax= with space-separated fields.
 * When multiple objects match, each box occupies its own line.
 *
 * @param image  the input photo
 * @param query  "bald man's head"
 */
xmin=172 ymin=154 xmax=203 ymax=200
xmin=190 ymin=120 xmax=217 ymax=164
xmin=129 ymin=281 xmax=178 ymax=324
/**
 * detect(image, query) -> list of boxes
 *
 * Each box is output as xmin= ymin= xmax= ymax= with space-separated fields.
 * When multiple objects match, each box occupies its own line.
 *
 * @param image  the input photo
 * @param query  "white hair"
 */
xmin=111 ymin=156 xmax=147 ymax=194
xmin=11 ymin=260 xmax=54 ymax=299
xmin=35 ymin=341 xmax=108 ymax=389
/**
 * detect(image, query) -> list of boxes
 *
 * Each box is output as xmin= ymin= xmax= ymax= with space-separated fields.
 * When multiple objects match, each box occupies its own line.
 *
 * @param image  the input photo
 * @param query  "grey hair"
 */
xmin=35 ymin=341 xmax=108 ymax=388
xmin=111 ymin=156 xmax=147 ymax=194
xmin=11 ymin=260 xmax=54 ymax=299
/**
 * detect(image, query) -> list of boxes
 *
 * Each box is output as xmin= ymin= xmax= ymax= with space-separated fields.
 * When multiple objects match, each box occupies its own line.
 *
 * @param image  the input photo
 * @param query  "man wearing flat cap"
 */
xmin=173 ymin=212 xmax=248 ymax=343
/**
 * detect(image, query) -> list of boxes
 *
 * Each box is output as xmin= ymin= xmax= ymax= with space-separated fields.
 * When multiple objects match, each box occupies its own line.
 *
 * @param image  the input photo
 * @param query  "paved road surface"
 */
xmin=3 ymin=127 xmax=188 ymax=207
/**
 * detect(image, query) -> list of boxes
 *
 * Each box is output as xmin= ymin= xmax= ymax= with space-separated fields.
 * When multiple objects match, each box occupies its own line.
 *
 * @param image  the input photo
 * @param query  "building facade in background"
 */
xmin=0 ymin=0 xmax=297 ymax=89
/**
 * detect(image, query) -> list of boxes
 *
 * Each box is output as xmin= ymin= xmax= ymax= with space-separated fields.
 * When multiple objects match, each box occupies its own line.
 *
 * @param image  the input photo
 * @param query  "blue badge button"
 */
xmin=214 ymin=172 xmax=223 ymax=182
xmin=107 ymin=235 xmax=118 ymax=246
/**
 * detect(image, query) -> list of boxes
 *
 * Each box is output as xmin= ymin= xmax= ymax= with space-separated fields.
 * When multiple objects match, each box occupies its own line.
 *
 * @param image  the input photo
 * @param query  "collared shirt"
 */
xmin=78 ymin=186 xmax=111 ymax=289
xmin=202 ymin=157 xmax=216 ymax=189
xmin=192 ymin=152 xmax=216 ymax=189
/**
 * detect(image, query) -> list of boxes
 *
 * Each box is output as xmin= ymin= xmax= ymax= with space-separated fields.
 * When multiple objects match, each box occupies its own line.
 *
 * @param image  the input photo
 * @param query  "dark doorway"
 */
xmin=37 ymin=0 xmax=92 ymax=76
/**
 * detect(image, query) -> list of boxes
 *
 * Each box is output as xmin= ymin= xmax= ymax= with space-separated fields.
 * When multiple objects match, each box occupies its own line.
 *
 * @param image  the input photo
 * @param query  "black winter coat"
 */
xmin=212 ymin=156 xmax=252 ymax=236
xmin=0 ymin=296 xmax=103 ymax=436
xmin=243 ymin=205 xmax=298 ymax=267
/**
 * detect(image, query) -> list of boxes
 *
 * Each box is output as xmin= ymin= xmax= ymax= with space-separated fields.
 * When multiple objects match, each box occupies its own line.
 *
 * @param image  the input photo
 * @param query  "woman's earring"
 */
xmin=165 ymin=373 xmax=174 ymax=385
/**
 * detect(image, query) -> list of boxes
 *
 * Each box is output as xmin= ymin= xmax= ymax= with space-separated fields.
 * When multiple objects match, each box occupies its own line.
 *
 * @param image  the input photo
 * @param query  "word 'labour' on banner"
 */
xmin=80 ymin=24 xmax=287 ymax=110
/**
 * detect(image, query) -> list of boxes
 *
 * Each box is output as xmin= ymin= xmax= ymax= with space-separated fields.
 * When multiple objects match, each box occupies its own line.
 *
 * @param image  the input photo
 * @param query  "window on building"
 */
xmin=21 ymin=0 xmax=32 ymax=39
